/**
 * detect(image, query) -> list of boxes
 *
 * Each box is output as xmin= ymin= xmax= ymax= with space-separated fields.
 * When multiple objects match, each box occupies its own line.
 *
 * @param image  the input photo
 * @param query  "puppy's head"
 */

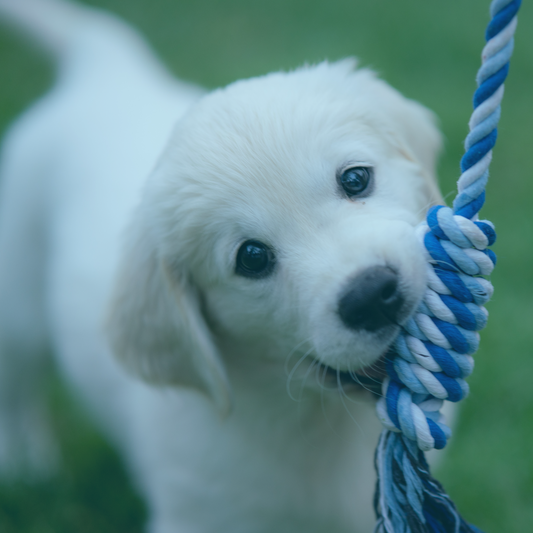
xmin=107 ymin=60 xmax=442 ymax=411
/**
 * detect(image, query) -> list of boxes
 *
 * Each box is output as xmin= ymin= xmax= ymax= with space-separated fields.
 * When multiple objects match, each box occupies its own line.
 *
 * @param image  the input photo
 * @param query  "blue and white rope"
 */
xmin=376 ymin=0 xmax=520 ymax=452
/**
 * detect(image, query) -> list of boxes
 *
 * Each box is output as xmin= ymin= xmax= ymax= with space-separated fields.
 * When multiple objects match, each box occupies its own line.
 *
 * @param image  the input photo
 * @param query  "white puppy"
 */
xmin=0 ymin=0 xmax=442 ymax=531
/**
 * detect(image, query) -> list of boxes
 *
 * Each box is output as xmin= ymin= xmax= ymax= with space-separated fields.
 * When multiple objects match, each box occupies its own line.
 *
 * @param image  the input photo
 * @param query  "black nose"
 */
xmin=338 ymin=266 xmax=404 ymax=332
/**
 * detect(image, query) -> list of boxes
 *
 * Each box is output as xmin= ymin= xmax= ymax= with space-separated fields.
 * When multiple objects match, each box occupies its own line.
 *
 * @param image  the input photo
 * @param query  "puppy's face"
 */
xmin=143 ymin=62 xmax=441 ymax=386
xmin=109 ymin=61 xmax=442 ymax=407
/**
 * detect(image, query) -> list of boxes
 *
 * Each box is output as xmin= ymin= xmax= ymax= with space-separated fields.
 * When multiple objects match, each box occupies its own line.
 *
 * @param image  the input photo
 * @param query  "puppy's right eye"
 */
xmin=338 ymin=166 xmax=373 ymax=198
xmin=235 ymin=240 xmax=275 ymax=278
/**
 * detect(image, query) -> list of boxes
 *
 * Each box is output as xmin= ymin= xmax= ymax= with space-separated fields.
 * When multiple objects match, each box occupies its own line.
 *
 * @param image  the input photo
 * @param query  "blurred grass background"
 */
xmin=1 ymin=0 xmax=532 ymax=531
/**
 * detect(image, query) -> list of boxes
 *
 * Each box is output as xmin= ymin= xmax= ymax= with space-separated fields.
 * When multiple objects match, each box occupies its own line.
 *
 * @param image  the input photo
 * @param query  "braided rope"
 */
xmin=376 ymin=0 xmax=521 ymax=452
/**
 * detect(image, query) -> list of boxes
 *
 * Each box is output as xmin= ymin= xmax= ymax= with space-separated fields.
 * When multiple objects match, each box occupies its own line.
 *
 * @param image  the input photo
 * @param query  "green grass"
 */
xmin=0 ymin=372 xmax=146 ymax=533
xmin=1 ymin=0 xmax=533 ymax=531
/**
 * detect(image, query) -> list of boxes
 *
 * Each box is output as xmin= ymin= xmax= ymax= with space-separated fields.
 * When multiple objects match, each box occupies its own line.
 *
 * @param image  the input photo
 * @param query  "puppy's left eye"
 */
xmin=235 ymin=240 xmax=276 ymax=278
xmin=338 ymin=166 xmax=373 ymax=198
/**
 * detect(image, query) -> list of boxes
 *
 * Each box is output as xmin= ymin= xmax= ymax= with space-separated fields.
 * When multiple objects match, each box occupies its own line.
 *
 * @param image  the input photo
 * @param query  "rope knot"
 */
xmin=374 ymin=2 xmax=520 ymax=531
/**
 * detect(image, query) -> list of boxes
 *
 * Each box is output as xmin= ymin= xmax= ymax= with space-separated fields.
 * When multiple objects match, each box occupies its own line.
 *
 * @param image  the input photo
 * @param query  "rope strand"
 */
xmin=377 ymin=0 xmax=519 ymax=452
xmin=373 ymin=1 xmax=521 ymax=531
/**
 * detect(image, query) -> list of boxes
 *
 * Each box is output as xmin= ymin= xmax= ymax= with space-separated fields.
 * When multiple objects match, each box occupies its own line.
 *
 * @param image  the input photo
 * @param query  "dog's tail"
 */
xmin=0 ymin=0 xmax=175 ymax=88
xmin=0 ymin=0 xmax=164 ymax=77
xmin=0 ymin=0 xmax=99 ymax=59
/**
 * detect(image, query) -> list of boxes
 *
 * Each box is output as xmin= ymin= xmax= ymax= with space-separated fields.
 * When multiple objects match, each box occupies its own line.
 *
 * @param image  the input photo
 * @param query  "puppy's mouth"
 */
xmin=317 ymin=351 xmax=390 ymax=397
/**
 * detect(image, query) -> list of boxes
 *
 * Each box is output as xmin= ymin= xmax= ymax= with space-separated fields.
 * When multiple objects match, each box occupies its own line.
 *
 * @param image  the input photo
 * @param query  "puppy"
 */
xmin=0 ymin=0 xmax=442 ymax=531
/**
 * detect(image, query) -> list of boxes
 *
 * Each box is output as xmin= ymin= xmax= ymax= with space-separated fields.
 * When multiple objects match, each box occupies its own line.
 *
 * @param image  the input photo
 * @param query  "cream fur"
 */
xmin=0 ymin=1 xmax=443 ymax=531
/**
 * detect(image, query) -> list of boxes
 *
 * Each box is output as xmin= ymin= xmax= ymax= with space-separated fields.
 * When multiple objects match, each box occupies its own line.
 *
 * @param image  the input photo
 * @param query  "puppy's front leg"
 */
xmin=0 ymin=119 xmax=59 ymax=481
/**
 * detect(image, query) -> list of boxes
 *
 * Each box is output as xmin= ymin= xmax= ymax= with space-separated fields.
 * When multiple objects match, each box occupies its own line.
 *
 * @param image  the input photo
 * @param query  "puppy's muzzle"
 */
xmin=338 ymin=266 xmax=404 ymax=332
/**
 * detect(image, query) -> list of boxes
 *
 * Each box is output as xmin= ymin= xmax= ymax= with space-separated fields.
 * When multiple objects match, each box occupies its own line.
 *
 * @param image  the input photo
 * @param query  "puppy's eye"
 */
xmin=338 ymin=166 xmax=373 ymax=198
xmin=235 ymin=240 xmax=276 ymax=278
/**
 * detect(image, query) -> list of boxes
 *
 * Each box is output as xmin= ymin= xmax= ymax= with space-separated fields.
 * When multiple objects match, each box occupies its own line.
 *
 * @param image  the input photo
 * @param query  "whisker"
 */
xmin=319 ymin=365 xmax=341 ymax=437
xmin=284 ymin=337 xmax=313 ymax=377
xmin=337 ymin=368 xmax=364 ymax=431
xmin=316 ymin=361 xmax=336 ymax=393
xmin=335 ymin=369 xmax=363 ymax=405
xmin=286 ymin=346 xmax=315 ymax=402
xmin=357 ymin=363 xmax=385 ymax=385
xmin=432 ymin=259 xmax=461 ymax=272
xmin=298 ymin=358 xmax=318 ymax=403
xmin=348 ymin=367 xmax=385 ymax=398
xmin=416 ymin=189 xmax=455 ymax=219
xmin=294 ymin=359 xmax=321 ymax=451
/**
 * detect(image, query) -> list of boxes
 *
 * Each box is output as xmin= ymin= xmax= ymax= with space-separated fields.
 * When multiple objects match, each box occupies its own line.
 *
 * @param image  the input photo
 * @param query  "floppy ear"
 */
xmin=385 ymin=94 xmax=444 ymax=205
xmin=363 ymin=74 xmax=444 ymax=205
xmin=106 ymin=210 xmax=231 ymax=413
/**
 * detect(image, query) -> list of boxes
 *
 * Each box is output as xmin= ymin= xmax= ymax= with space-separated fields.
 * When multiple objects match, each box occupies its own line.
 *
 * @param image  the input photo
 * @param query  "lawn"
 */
xmin=1 ymin=0 xmax=533 ymax=531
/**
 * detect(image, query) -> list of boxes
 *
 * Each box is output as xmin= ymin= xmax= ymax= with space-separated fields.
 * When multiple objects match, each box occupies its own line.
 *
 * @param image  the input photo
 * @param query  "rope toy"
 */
xmin=373 ymin=1 xmax=521 ymax=531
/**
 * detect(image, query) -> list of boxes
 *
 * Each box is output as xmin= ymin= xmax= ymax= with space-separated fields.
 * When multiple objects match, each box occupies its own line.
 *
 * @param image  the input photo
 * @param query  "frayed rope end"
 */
xmin=373 ymin=430 xmax=484 ymax=533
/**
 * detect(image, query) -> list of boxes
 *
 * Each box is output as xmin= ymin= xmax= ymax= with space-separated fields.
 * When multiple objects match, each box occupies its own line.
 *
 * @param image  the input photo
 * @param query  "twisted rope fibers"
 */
xmin=373 ymin=1 xmax=521 ymax=531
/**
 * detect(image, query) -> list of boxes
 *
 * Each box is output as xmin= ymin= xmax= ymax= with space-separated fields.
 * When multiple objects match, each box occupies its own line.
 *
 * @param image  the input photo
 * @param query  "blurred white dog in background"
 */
xmin=0 ymin=0 xmax=442 ymax=531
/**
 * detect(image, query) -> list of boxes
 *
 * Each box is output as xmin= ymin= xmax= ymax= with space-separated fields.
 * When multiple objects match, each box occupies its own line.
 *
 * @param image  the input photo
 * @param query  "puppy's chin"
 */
xmin=311 ymin=322 xmax=400 ymax=371
xmin=288 ymin=327 xmax=398 ymax=399
xmin=317 ymin=351 xmax=389 ymax=397
xmin=297 ymin=350 xmax=389 ymax=399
